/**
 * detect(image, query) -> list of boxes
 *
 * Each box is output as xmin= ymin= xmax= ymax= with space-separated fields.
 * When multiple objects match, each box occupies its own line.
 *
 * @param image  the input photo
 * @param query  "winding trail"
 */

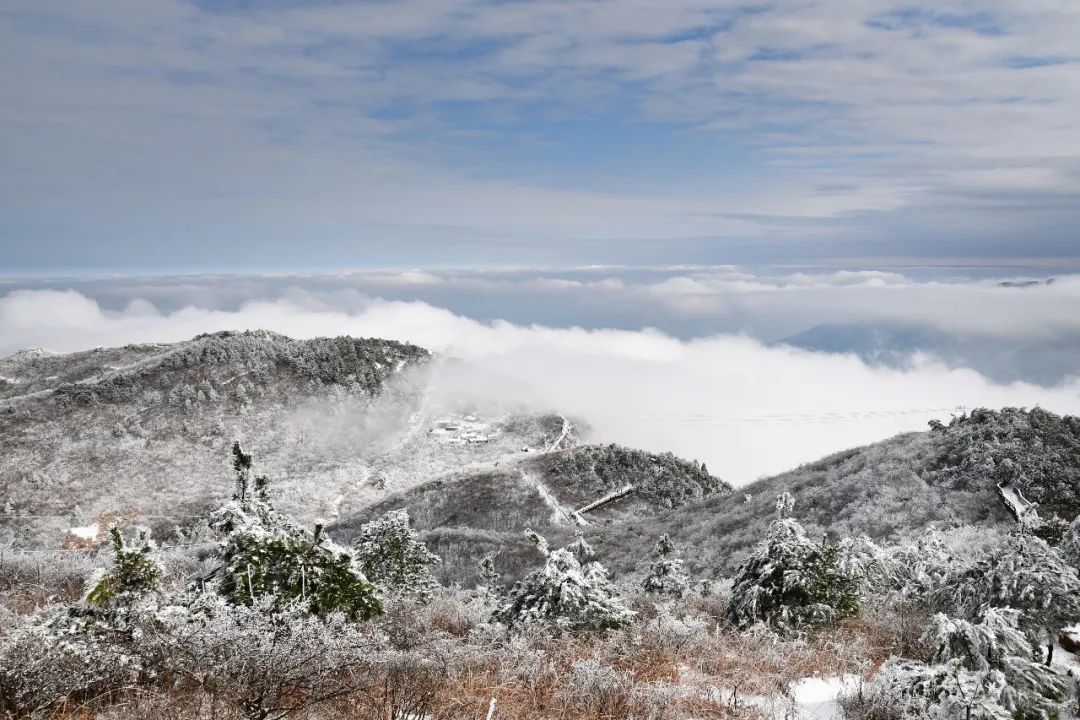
xmin=545 ymin=415 xmax=572 ymax=453
xmin=530 ymin=414 xmax=582 ymax=525
xmin=521 ymin=469 xmax=576 ymax=526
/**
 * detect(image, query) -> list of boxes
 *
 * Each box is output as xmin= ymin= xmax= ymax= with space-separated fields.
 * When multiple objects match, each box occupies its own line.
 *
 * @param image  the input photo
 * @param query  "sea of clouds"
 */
xmin=2 ymin=267 xmax=1079 ymax=483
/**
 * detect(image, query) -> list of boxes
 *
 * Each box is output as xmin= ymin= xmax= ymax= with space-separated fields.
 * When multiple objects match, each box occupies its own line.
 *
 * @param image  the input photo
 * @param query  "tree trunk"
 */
xmin=1046 ymin=638 xmax=1054 ymax=667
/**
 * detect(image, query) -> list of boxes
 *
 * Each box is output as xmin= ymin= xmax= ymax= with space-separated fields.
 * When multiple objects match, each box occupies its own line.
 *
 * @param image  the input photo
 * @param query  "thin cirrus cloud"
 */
xmin=2 ymin=0 xmax=1080 ymax=269
xmin=2 ymin=283 xmax=1079 ymax=483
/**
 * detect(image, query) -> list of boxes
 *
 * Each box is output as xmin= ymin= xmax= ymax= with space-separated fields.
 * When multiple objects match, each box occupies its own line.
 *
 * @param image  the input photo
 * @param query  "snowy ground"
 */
xmin=1053 ymin=630 xmax=1080 ymax=675
xmin=67 ymin=523 xmax=100 ymax=541
xmin=783 ymin=676 xmax=861 ymax=720
xmin=705 ymin=673 xmax=858 ymax=720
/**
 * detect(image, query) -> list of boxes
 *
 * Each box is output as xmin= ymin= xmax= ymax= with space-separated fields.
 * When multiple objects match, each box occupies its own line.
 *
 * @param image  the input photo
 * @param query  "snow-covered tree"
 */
xmin=893 ymin=530 xmax=970 ymax=602
xmin=862 ymin=608 xmax=1069 ymax=720
xmin=0 ymin=527 xmax=163 ymax=712
xmin=929 ymin=608 xmax=1068 ymax=708
xmin=727 ymin=494 xmax=859 ymax=632
xmin=204 ymin=442 xmax=381 ymax=621
xmin=494 ymin=531 xmax=635 ymax=632
xmin=642 ymin=534 xmax=690 ymax=599
xmin=835 ymin=534 xmax=901 ymax=592
xmin=85 ymin=525 xmax=161 ymax=608
xmin=477 ymin=553 xmax=501 ymax=600
xmin=565 ymin=532 xmax=596 ymax=564
xmin=947 ymin=530 xmax=1080 ymax=664
xmin=479 ymin=553 xmax=499 ymax=587
xmin=1059 ymin=513 xmax=1080 ymax=570
xmin=47 ymin=525 xmax=163 ymax=635
xmin=776 ymin=491 xmax=795 ymax=518
xmin=353 ymin=509 xmax=441 ymax=602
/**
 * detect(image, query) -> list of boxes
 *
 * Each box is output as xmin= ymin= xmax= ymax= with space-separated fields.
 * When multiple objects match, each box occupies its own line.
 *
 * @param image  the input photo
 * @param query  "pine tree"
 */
xmin=947 ymin=530 xmax=1080 ymax=664
xmin=34 ymin=524 xmax=165 ymax=639
xmin=476 ymin=553 xmax=502 ymax=602
xmin=85 ymin=525 xmax=161 ymax=608
xmin=642 ymin=534 xmax=690 ymax=599
xmin=726 ymin=494 xmax=859 ymax=632
xmin=867 ymin=608 xmax=1069 ymax=719
xmin=870 ymin=658 xmax=1013 ymax=720
xmin=0 ymin=527 xmax=165 ymax=711
xmin=494 ymin=531 xmax=635 ymax=632
xmin=204 ymin=442 xmax=382 ymax=621
xmin=353 ymin=509 xmax=441 ymax=602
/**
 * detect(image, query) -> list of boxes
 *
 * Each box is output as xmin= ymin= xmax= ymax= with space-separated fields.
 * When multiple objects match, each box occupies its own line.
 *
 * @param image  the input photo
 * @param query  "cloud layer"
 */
xmin=3 ymin=285 xmax=1078 ymax=484
xmin=7 ymin=266 xmax=1080 ymax=383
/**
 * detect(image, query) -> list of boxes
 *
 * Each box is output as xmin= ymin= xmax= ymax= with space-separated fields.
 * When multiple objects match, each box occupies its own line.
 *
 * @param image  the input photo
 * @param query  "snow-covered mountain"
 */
xmin=1 ymin=331 xmax=439 ymax=546
xmin=5 ymin=332 xmax=1080 ymax=720
xmin=4 ymin=332 xmax=1078 ymax=590
xmin=2 ymin=331 xmax=728 ymax=553
xmin=335 ymin=405 xmax=1080 ymax=586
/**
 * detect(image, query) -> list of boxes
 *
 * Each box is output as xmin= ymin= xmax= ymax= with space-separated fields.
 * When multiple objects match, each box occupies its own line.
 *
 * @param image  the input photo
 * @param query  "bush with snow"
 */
xmin=0 ymin=613 xmax=141 ymax=715
xmin=727 ymin=494 xmax=859 ymax=632
xmin=353 ymin=508 xmax=441 ymax=603
xmin=135 ymin=594 xmax=378 ymax=720
xmin=850 ymin=608 xmax=1070 ymax=720
xmin=85 ymin=525 xmax=161 ymax=608
xmin=494 ymin=531 xmax=635 ymax=632
xmin=557 ymin=658 xmax=633 ymax=716
xmin=641 ymin=533 xmax=690 ymax=599
xmin=944 ymin=530 xmax=1080 ymax=662
xmin=202 ymin=443 xmax=382 ymax=621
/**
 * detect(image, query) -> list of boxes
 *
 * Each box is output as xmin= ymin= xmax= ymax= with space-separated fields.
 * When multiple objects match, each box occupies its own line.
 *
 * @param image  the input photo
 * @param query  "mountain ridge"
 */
xmin=4 ymin=332 xmax=1078 ymax=594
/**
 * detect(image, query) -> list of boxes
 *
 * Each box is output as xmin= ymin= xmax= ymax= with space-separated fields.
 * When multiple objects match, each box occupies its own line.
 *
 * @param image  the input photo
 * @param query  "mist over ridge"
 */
xmin=3 ymin=266 xmax=1079 ymax=483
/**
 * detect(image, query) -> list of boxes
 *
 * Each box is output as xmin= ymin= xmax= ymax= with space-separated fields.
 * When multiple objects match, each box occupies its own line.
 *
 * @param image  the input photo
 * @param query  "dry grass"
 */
xmin=2 ymin=587 xmax=919 ymax=720
xmin=0 ymin=548 xmax=94 ymax=616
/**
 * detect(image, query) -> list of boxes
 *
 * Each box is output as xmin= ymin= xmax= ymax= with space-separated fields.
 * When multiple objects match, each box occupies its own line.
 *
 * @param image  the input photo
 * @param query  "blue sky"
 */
xmin=2 ymin=0 xmax=1080 ymax=272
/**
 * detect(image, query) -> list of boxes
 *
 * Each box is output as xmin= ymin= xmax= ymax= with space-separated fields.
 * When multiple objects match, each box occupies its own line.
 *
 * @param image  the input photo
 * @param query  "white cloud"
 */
xmin=3 ymin=288 xmax=1078 ymax=484
xmin=363 ymin=271 xmax=444 ymax=286
xmin=636 ymin=271 xmax=1080 ymax=339
xmin=5 ymin=0 xmax=1080 ymax=265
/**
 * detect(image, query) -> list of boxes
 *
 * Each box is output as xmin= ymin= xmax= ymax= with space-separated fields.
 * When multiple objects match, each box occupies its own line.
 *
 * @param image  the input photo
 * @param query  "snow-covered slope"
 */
xmin=1 ymin=332 xmax=601 ymax=551
xmin=0 ymin=332 xmax=438 ymax=545
xmin=5 ymin=334 xmax=1076 ymax=593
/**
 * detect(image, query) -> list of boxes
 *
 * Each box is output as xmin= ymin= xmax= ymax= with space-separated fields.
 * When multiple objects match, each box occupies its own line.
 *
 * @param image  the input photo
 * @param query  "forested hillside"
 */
xmin=4 ymin=335 xmax=1080 ymax=719
xmin=0 ymin=331 xmax=433 ymax=546
xmin=533 ymin=443 xmax=730 ymax=512
xmin=928 ymin=406 xmax=1080 ymax=516
xmin=592 ymin=407 xmax=1080 ymax=578
xmin=6 ymin=422 xmax=1080 ymax=720
xmin=331 ymin=442 xmax=732 ymax=585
